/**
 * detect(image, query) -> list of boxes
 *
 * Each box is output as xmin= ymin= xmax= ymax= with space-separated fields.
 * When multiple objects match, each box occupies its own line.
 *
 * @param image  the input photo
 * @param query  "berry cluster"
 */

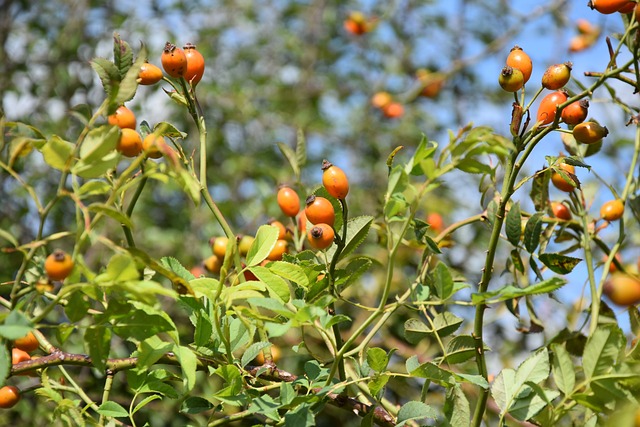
xmin=197 ymin=160 xmax=350 ymax=278
xmin=106 ymin=42 xmax=206 ymax=158
xmin=1 ymin=331 xmax=42 ymax=408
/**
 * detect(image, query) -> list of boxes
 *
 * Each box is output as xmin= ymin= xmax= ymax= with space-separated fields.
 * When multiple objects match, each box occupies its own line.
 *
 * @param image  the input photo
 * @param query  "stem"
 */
xmin=620 ymin=123 xmax=640 ymax=202
xmin=327 ymin=199 xmax=349 ymax=383
xmin=98 ymin=372 xmax=116 ymax=426
xmin=208 ymin=409 xmax=255 ymax=426
xmin=328 ymin=199 xmax=349 ymax=280
xmin=126 ymin=175 xmax=148 ymax=218
xmin=121 ymin=165 xmax=148 ymax=248
xmin=470 ymin=157 xmax=515 ymax=427
xmin=59 ymin=366 xmax=101 ymax=416
xmin=198 ymin=114 xmax=207 ymax=190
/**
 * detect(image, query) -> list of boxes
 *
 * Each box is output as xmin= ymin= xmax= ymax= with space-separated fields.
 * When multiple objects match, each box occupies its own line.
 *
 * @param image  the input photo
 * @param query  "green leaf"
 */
xmin=509 ymin=387 xmax=559 ymax=421
xmin=0 ymin=229 xmax=19 ymax=247
xmin=246 ymin=297 xmax=294 ymax=318
xmin=0 ymin=347 xmax=9 ymax=387
xmin=241 ymin=342 xmax=271 ymax=367
xmin=246 ymin=224 xmax=279 ymax=266
xmin=409 ymin=362 xmax=454 ymax=386
xmin=454 ymin=373 xmax=490 ymax=389
xmin=228 ymin=318 xmax=251 ymax=353
xmin=514 ymin=348 xmax=549 ymax=391
xmin=85 ymin=325 xmax=111 ymax=372
xmin=132 ymin=394 xmax=162 ymax=415
xmin=396 ymin=401 xmax=437 ymax=427
xmin=551 ymin=344 xmax=575 ymax=395
xmin=433 ymin=262 xmax=454 ymax=300
xmin=175 ymin=169 xmax=201 ymax=204
xmin=444 ymin=335 xmax=491 ymax=365
xmin=368 ymin=374 xmax=390 ymax=398
xmin=361 ymin=408 xmax=375 ymax=427
xmin=511 ymin=249 xmax=525 ymax=274
xmin=493 ymin=350 xmax=555 ymax=420
xmin=322 ymin=313 xmax=351 ymax=330
xmin=491 ymin=368 xmax=516 ymax=413
xmin=42 ymin=135 xmax=74 ymax=171
xmin=456 ymin=158 xmax=492 ymax=174
xmin=539 ymin=253 xmax=581 ymax=274
xmin=583 ymin=325 xmax=624 ymax=381
xmin=78 ymin=125 xmax=119 ymax=163
xmin=97 ymin=401 xmax=128 ymax=418
xmin=326 ymin=215 xmax=374 ymax=260
xmin=431 ymin=312 xmax=464 ymax=337
xmin=304 ymin=360 xmax=329 ymax=381
xmin=404 ymin=318 xmax=429 ymax=344
xmin=72 ymin=151 xmax=119 ymax=179
xmin=192 ymin=308 xmax=213 ymax=347
xmin=181 ymin=397 xmax=213 ymax=414
xmin=113 ymin=34 xmax=133 ymax=78
xmin=334 ymin=257 xmax=372 ymax=291
xmin=135 ymin=336 xmax=173 ymax=370
xmin=387 ymin=145 xmax=405 ymax=171
xmin=385 ymin=166 xmax=409 ymax=219
xmin=138 ymin=380 xmax=179 ymax=399
xmin=248 ymin=266 xmax=291 ymax=303
xmin=112 ymin=302 xmax=178 ymax=343
xmin=266 ymin=261 xmax=309 ymax=288
xmin=279 ymin=381 xmax=296 ymax=406
xmin=173 ymin=345 xmax=197 ymax=392
xmin=153 ymin=122 xmax=187 ymax=139
xmin=409 ymin=361 xmax=489 ymax=389
xmin=91 ymin=57 xmax=120 ymax=95
xmin=189 ymin=277 xmax=221 ymax=301
xmin=88 ymin=203 xmax=134 ymax=229
xmin=222 ymin=281 xmax=266 ymax=304
xmin=523 ymin=213 xmax=543 ymax=253
xmin=445 ymin=385 xmax=470 ymax=427
xmin=554 ymin=167 xmax=579 ymax=190
xmin=629 ymin=307 xmax=640 ymax=336
xmin=366 ymin=347 xmax=390 ymax=373
xmin=295 ymin=129 xmax=307 ymax=173
xmin=530 ymin=170 xmax=550 ymax=212
xmin=0 ymin=310 xmax=33 ymax=339
xmin=161 ymin=256 xmax=193 ymax=283
xmin=214 ymin=364 xmax=242 ymax=387
xmin=278 ymin=141 xmax=300 ymax=180
xmin=505 ymin=202 xmax=522 ymax=247
xmin=95 ymin=253 xmax=139 ymax=283
xmin=64 ymin=291 xmax=91 ymax=322
xmin=529 ymin=256 xmax=543 ymax=281
xmin=77 ymin=180 xmax=111 ymax=197
xmin=116 ymin=44 xmax=146 ymax=105
xmin=404 ymin=312 xmax=463 ymax=344
xmin=248 ymin=395 xmax=281 ymax=422
xmin=472 ymin=277 xmax=566 ymax=304
xmin=284 ymin=403 xmax=315 ymax=427
xmin=426 ymin=235 xmax=445 ymax=256
xmin=408 ymin=136 xmax=438 ymax=177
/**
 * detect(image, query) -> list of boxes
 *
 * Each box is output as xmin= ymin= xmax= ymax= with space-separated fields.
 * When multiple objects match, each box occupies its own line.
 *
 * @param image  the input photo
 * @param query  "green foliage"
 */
xmin=1 ymin=2 xmax=640 ymax=427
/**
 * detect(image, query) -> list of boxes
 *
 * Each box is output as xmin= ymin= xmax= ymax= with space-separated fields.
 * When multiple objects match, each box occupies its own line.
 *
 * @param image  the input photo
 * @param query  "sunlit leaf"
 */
xmin=42 ymin=135 xmax=74 ymax=171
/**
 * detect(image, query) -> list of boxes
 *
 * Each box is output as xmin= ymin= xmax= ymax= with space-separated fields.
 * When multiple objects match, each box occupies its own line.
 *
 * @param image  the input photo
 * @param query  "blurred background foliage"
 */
xmin=4 ymin=0 xmax=600 ymax=271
